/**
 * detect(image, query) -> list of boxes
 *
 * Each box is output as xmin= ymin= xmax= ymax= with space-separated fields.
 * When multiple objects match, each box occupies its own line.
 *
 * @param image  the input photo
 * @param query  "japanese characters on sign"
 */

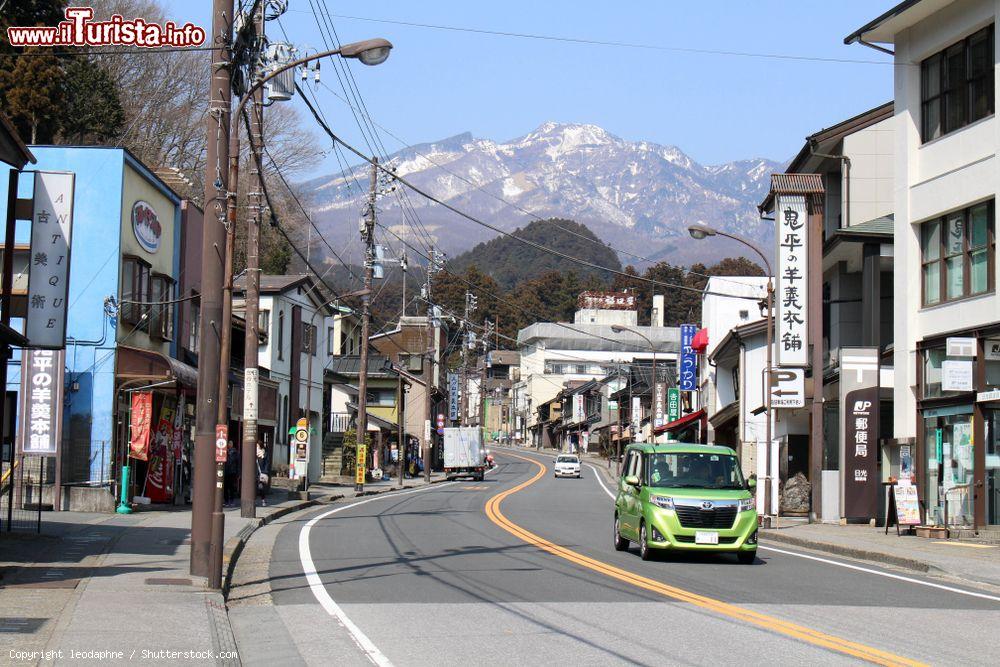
xmin=448 ymin=373 xmax=460 ymax=421
xmin=654 ymin=382 xmax=665 ymax=428
xmin=667 ymin=387 xmax=680 ymax=422
xmin=576 ymin=291 xmax=636 ymax=311
xmin=26 ymin=172 xmax=75 ymax=349
xmin=679 ymin=323 xmax=697 ymax=391
xmin=131 ymin=200 xmax=162 ymax=254
xmin=129 ymin=391 xmax=153 ymax=461
xmin=840 ymin=347 xmax=880 ymax=519
xmin=17 ymin=349 xmax=65 ymax=456
xmin=775 ymin=194 xmax=808 ymax=367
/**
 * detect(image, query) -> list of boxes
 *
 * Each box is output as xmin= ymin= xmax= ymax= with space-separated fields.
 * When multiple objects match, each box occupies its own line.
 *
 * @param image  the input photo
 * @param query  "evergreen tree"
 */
xmin=59 ymin=57 xmax=126 ymax=144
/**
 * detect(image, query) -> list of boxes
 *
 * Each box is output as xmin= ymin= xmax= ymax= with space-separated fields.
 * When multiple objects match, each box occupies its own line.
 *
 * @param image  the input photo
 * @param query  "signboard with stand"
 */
xmin=775 ymin=194 xmax=808 ymax=367
xmin=18 ymin=349 xmax=66 ymax=456
xmin=840 ymin=348 xmax=880 ymax=520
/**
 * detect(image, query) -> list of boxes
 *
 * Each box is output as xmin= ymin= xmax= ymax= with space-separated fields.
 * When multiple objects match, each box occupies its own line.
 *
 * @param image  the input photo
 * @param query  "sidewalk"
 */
xmin=0 ymin=474 xmax=445 ymax=665
xmin=760 ymin=522 xmax=1000 ymax=590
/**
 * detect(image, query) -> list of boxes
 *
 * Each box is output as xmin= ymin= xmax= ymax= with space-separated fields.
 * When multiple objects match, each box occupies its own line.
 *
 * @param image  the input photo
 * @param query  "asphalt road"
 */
xmin=260 ymin=449 xmax=1000 ymax=666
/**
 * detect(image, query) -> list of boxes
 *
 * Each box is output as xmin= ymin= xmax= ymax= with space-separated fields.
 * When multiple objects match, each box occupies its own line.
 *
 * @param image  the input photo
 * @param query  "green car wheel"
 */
xmin=639 ymin=523 xmax=653 ymax=561
xmin=613 ymin=515 xmax=629 ymax=551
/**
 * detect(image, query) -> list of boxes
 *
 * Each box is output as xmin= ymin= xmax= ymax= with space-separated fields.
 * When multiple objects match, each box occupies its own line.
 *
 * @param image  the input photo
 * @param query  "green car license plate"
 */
xmin=695 ymin=531 xmax=719 ymax=545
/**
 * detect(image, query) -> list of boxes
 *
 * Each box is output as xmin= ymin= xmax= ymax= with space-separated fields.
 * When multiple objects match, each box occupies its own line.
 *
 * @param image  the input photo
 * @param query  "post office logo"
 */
xmin=131 ymin=200 xmax=162 ymax=254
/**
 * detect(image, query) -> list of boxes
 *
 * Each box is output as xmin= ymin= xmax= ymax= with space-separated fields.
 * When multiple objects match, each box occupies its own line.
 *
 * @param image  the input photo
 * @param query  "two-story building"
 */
xmin=848 ymin=0 xmax=1000 ymax=528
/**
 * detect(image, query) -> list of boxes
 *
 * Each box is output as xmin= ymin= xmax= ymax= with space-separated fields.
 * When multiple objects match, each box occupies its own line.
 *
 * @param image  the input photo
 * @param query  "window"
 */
xmin=121 ymin=256 xmax=150 ymax=327
xmin=921 ymin=25 xmax=994 ymax=142
xmin=277 ymin=310 xmax=285 ymax=361
xmin=149 ymin=274 xmax=174 ymax=340
xmin=921 ymin=201 xmax=995 ymax=306
xmin=645 ymin=452 xmax=745 ymax=489
xmin=365 ymin=388 xmax=396 ymax=406
xmin=188 ymin=301 xmax=200 ymax=350
xmin=302 ymin=322 xmax=318 ymax=356
xmin=327 ymin=326 xmax=335 ymax=356
xmin=258 ymin=309 xmax=270 ymax=336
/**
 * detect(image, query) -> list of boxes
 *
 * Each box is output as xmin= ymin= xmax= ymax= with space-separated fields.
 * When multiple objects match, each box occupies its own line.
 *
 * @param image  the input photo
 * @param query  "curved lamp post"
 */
xmin=611 ymin=325 xmax=657 ymax=445
xmin=688 ymin=222 xmax=775 ymax=523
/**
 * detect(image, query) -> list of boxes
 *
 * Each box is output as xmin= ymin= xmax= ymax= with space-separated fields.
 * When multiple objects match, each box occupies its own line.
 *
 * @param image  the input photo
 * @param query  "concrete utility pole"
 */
xmin=422 ymin=247 xmax=439 ymax=484
xmin=355 ymin=157 xmax=378 ymax=493
xmin=396 ymin=369 xmax=405 ymax=488
xmin=240 ymin=3 xmax=265 ymax=519
xmin=191 ymin=0 xmax=234 ymax=585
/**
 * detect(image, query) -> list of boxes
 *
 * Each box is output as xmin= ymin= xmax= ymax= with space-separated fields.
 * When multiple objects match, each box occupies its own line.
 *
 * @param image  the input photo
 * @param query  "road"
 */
xmin=243 ymin=449 xmax=1000 ymax=666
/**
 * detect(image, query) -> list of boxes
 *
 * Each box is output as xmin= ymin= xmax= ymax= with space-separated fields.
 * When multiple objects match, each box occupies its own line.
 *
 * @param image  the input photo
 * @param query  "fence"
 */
xmin=0 ymin=455 xmax=49 ymax=534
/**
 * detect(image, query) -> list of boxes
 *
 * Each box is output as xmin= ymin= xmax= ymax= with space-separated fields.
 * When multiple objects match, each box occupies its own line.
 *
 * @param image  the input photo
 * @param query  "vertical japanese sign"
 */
xmin=667 ymin=387 xmax=680 ymax=422
xmin=653 ymin=382 xmax=665 ymax=428
xmin=129 ymin=391 xmax=153 ymax=461
xmin=448 ymin=372 xmax=459 ymax=421
xmin=775 ymin=194 xmax=808 ymax=366
xmin=679 ymin=324 xmax=697 ymax=390
xmin=631 ymin=396 xmax=643 ymax=442
xmin=840 ymin=347 xmax=880 ymax=519
xmin=572 ymin=394 xmax=585 ymax=423
xmin=26 ymin=172 xmax=75 ymax=349
xmin=17 ymin=349 xmax=65 ymax=456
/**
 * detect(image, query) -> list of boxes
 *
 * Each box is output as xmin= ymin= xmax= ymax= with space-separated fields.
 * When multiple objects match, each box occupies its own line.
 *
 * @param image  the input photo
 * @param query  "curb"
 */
xmin=759 ymin=530 xmax=934 ymax=573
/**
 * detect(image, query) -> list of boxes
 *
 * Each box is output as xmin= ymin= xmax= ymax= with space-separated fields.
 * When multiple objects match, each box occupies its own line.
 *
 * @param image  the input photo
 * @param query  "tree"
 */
xmin=0 ymin=47 xmax=64 ymax=143
xmin=59 ymin=57 xmax=125 ymax=144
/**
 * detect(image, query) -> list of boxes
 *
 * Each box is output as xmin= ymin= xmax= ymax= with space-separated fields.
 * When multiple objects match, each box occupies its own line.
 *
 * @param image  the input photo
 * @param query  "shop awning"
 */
xmin=653 ymin=408 xmax=706 ymax=435
xmin=116 ymin=345 xmax=199 ymax=389
xmin=708 ymin=401 xmax=739 ymax=429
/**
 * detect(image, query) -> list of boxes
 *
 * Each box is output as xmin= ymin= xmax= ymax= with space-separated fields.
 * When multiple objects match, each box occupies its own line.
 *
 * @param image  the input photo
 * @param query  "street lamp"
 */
xmin=687 ymin=222 xmax=776 ymax=524
xmin=611 ymin=325 xmax=657 ymax=445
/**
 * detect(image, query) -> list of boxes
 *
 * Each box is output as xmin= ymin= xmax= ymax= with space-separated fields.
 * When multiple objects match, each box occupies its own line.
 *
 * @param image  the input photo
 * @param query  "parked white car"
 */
xmin=554 ymin=454 xmax=582 ymax=478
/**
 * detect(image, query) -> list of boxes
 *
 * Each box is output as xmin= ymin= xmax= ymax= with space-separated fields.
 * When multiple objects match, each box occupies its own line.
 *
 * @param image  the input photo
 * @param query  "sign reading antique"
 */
xmin=775 ymin=194 xmax=808 ymax=367
xmin=26 ymin=172 xmax=75 ymax=349
xmin=17 ymin=349 xmax=65 ymax=456
xmin=667 ymin=387 xmax=680 ymax=422
xmin=679 ymin=323 xmax=697 ymax=391
xmin=840 ymin=347 xmax=880 ymax=519
xmin=131 ymin=200 xmax=162 ymax=253
xmin=129 ymin=391 xmax=153 ymax=461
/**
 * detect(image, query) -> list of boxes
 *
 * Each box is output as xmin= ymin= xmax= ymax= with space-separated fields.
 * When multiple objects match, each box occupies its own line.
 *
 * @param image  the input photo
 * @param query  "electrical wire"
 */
xmin=296 ymin=89 xmax=763 ymax=303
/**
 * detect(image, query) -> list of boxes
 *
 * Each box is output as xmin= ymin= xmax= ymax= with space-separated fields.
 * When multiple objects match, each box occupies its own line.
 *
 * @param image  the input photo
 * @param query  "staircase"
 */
xmin=319 ymin=432 xmax=348 ymax=483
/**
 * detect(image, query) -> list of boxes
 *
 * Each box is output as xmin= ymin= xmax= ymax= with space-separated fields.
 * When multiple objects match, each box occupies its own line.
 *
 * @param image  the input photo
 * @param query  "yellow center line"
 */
xmin=486 ymin=451 xmax=926 ymax=667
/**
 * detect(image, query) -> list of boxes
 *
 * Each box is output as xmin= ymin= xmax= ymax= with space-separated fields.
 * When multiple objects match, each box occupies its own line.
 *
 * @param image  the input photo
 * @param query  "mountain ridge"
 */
xmin=303 ymin=121 xmax=783 ymax=268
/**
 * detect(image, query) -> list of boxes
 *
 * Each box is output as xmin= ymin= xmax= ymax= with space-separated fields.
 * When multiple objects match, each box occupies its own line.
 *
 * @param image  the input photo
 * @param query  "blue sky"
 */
xmin=164 ymin=1 xmax=901 ymax=170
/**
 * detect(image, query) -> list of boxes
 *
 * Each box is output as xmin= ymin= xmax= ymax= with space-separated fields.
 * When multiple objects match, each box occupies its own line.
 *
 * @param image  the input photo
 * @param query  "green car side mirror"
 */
xmin=624 ymin=475 xmax=640 ymax=487
xmin=747 ymin=478 xmax=757 ymax=490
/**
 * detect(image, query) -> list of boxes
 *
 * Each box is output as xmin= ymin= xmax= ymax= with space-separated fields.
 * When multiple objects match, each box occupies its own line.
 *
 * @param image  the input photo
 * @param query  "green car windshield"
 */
xmin=645 ymin=452 xmax=745 ymax=489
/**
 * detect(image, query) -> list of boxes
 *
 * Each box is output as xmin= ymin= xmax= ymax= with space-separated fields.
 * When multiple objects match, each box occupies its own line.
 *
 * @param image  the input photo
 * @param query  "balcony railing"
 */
xmin=330 ymin=412 xmax=352 ymax=433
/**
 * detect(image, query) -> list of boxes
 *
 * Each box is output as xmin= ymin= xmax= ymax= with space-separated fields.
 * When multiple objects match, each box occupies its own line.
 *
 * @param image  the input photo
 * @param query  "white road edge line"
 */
xmin=585 ymin=460 xmax=1000 ymax=604
xmin=298 ymin=466 xmax=501 ymax=666
xmin=758 ymin=544 xmax=1000 ymax=603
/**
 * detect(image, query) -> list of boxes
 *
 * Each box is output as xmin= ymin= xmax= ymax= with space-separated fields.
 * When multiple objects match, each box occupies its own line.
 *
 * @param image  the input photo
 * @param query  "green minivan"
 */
xmin=613 ymin=443 xmax=758 ymax=563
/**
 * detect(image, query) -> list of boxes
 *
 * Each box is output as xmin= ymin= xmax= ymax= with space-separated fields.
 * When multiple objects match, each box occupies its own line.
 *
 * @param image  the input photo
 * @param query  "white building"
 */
xmin=515 ymin=293 xmax=680 ymax=448
xmin=235 ymin=274 xmax=347 ymax=480
xmin=848 ymin=0 xmax=1000 ymax=528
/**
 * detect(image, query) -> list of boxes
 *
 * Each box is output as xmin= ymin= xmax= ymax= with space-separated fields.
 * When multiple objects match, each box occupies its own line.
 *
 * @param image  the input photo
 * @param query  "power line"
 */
xmin=323 ymin=13 xmax=898 ymax=66
xmin=296 ymin=90 xmax=763 ymax=302
xmin=316 ymin=79 xmax=768 ymax=293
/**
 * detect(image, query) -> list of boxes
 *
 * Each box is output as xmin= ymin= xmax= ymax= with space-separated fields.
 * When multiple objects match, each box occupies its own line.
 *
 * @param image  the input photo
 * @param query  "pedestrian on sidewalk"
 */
xmin=224 ymin=440 xmax=240 ymax=506
xmin=256 ymin=442 xmax=269 ymax=507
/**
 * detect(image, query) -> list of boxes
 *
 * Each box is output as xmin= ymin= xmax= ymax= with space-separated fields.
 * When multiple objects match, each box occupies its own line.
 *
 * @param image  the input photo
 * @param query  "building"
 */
xmin=234 ymin=274 xmax=337 ymax=481
xmin=848 ymin=0 xmax=1000 ymax=529
xmin=514 ymin=293 xmax=680 ymax=448
xmin=2 ymin=146 xmax=192 ymax=510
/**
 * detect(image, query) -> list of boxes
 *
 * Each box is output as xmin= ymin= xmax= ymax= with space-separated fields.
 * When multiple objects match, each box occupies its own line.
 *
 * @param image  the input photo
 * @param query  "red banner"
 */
xmin=129 ymin=392 xmax=153 ymax=461
xmin=145 ymin=407 xmax=175 ymax=503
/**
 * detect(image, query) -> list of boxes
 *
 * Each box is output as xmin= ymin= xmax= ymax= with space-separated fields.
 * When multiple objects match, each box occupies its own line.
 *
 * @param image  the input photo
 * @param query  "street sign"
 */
xmin=355 ymin=444 xmax=367 ymax=485
xmin=215 ymin=424 xmax=228 ymax=463
xmin=768 ymin=368 xmax=804 ymax=408
xmin=679 ymin=324 xmax=697 ymax=390
xmin=667 ymin=387 xmax=680 ymax=422
xmin=295 ymin=417 xmax=309 ymax=462
xmin=977 ymin=389 xmax=1000 ymax=403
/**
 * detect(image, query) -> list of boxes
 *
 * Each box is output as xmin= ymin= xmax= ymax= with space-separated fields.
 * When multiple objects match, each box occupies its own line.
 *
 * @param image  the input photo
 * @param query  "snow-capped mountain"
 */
xmin=302 ymin=122 xmax=782 ymax=267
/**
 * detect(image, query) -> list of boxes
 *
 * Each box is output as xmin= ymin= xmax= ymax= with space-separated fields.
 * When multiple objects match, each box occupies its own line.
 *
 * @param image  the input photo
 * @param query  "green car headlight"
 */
xmin=738 ymin=497 xmax=755 ymax=513
xmin=650 ymin=495 xmax=675 ymax=510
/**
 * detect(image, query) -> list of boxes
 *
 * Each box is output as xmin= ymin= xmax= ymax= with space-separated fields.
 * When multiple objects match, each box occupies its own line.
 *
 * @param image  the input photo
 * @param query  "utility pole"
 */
xmin=191 ymin=0 xmax=234 ymax=584
xmin=422 ymin=247 xmax=440 ymax=484
xmin=355 ymin=157 xmax=378 ymax=493
xmin=396 ymin=369 xmax=405 ymax=488
xmin=240 ymin=3 xmax=265 ymax=519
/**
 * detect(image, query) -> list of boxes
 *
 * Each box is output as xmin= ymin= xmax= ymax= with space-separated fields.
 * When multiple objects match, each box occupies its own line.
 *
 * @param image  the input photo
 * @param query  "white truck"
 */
xmin=443 ymin=427 xmax=486 ymax=481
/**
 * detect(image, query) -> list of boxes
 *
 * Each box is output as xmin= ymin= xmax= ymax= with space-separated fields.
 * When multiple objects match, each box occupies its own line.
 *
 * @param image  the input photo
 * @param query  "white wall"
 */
xmin=842 ymin=115 xmax=895 ymax=227
xmin=893 ymin=0 xmax=1000 ymax=438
